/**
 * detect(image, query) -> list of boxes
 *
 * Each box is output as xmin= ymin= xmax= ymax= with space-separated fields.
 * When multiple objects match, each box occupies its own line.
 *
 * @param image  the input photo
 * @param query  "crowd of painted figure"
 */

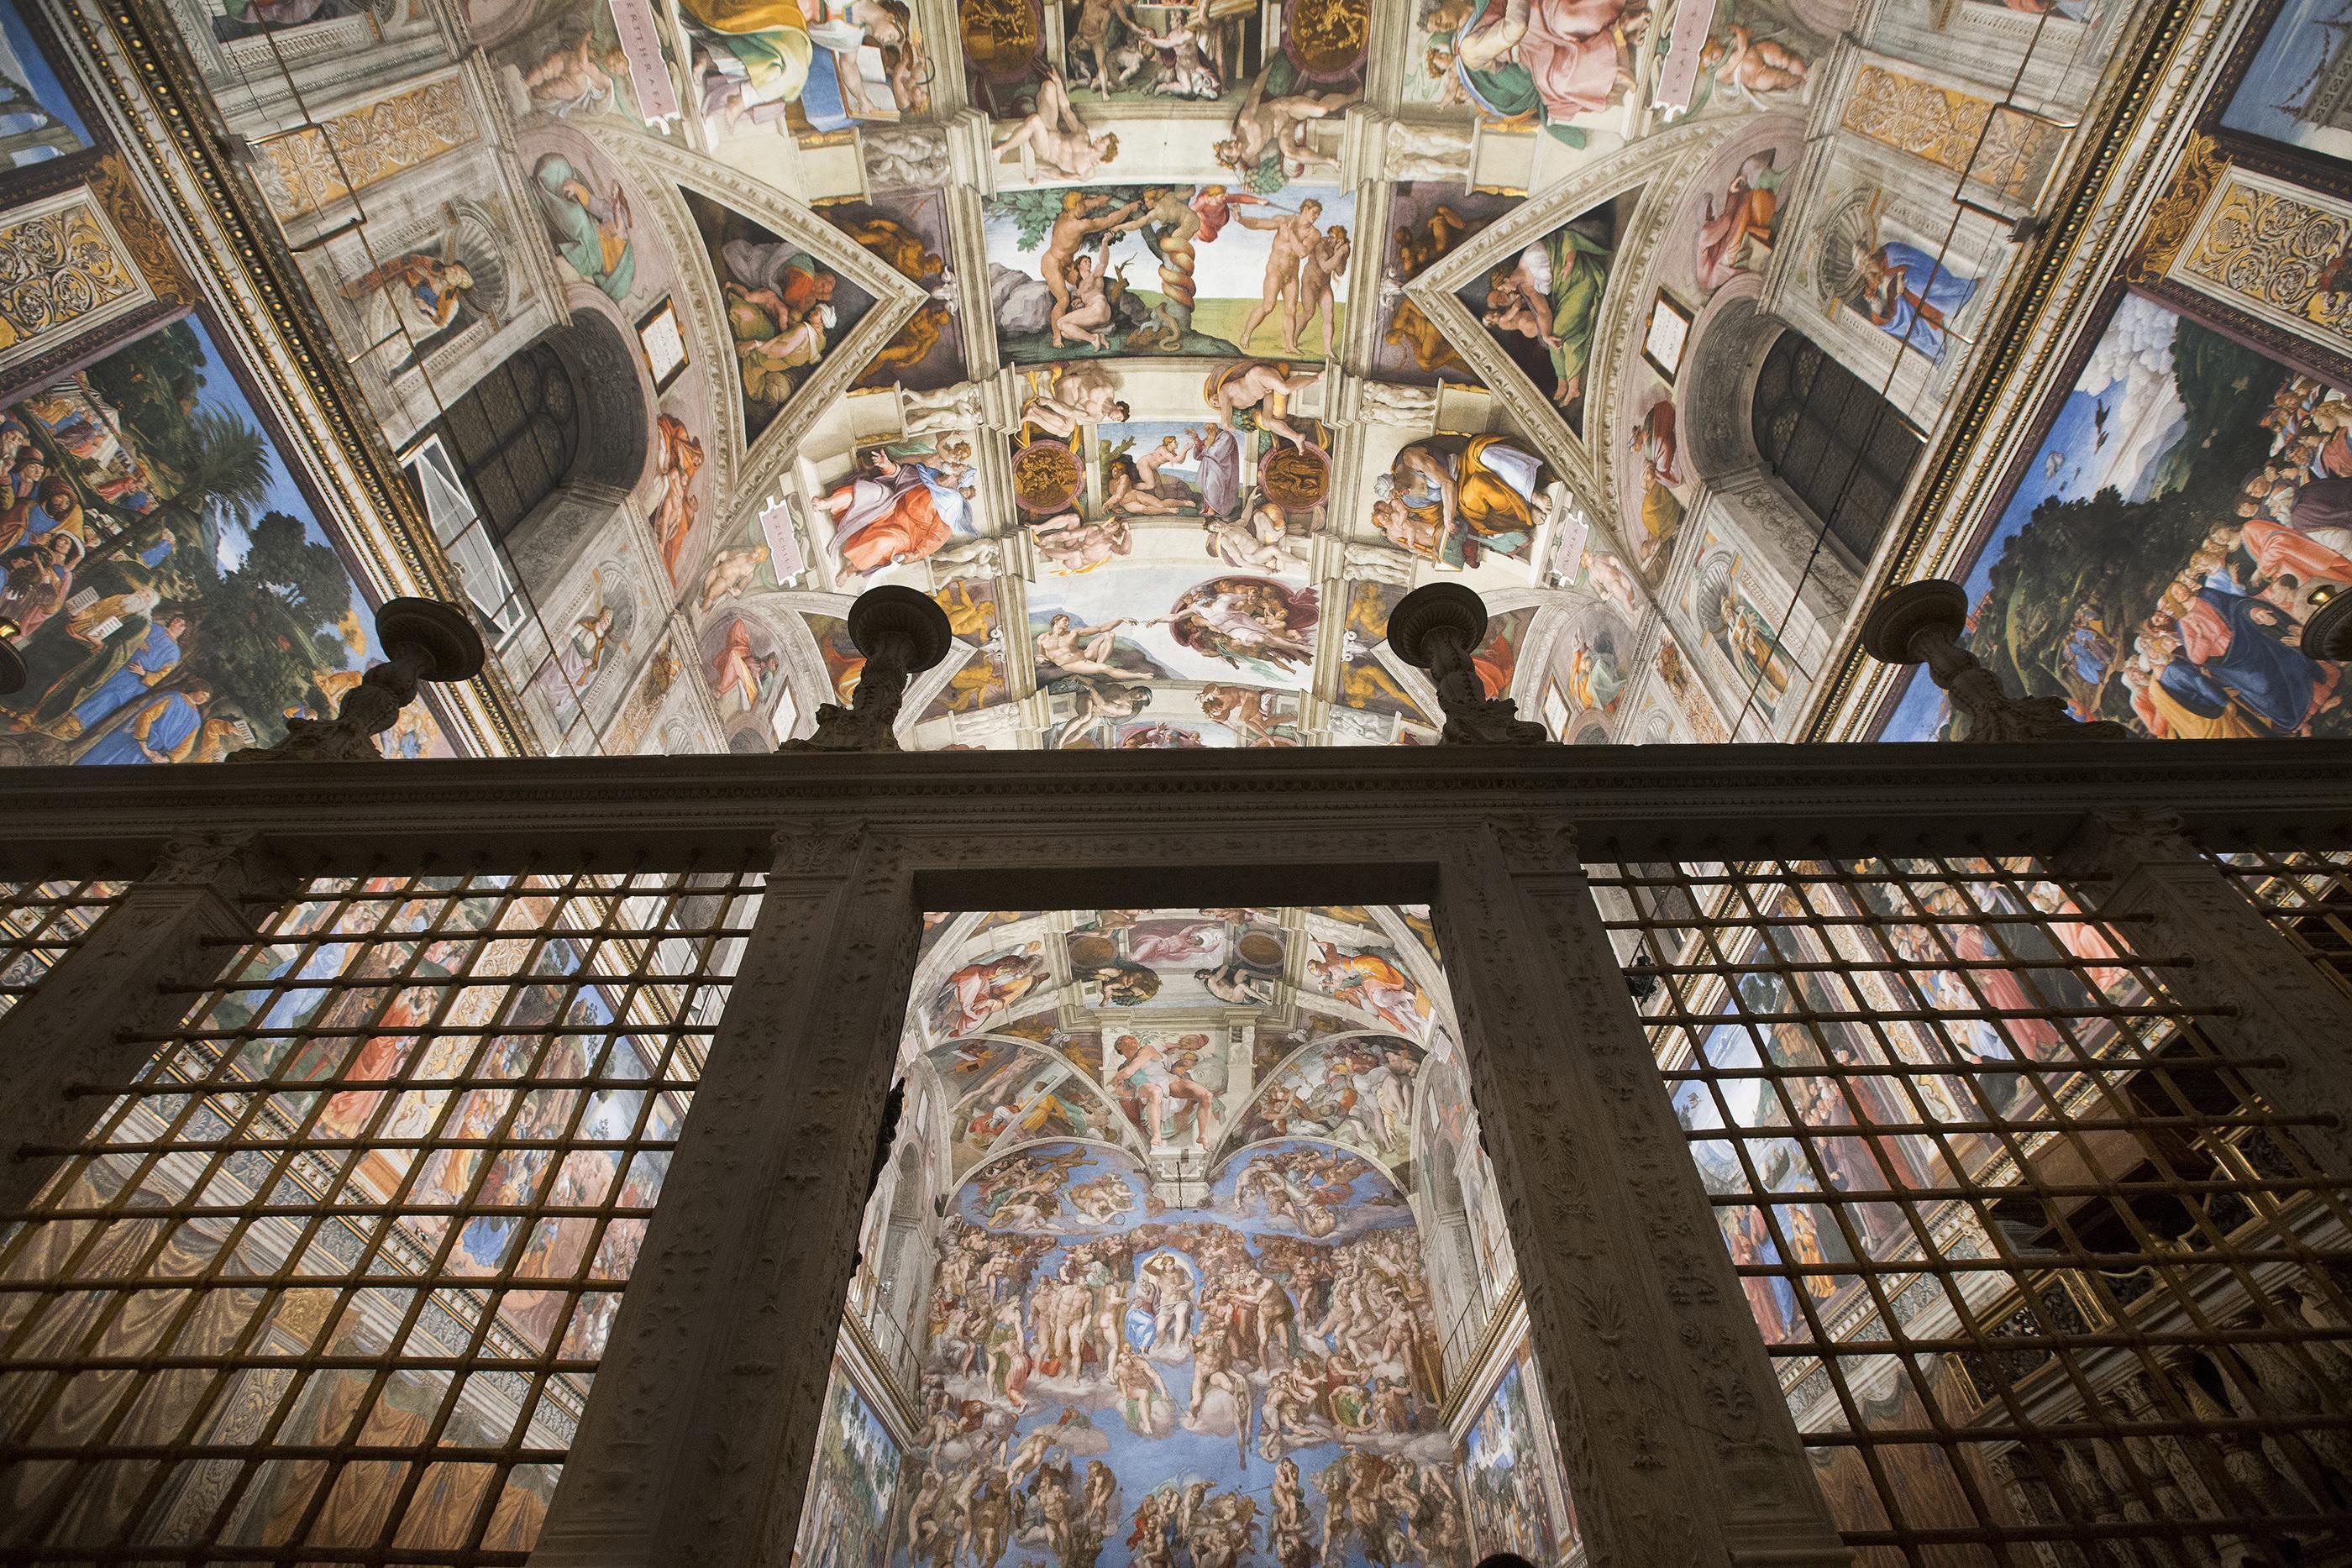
xmin=899 ymin=1438 xmax=1469 ymax=1568
xmin=899 ymin=1185 xmax=1466 ymax=1568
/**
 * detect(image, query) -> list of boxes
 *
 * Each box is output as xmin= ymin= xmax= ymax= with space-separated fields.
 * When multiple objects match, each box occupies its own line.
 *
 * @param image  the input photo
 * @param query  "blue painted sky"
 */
xmin=0 ymin=3 xmax=91 ymax=150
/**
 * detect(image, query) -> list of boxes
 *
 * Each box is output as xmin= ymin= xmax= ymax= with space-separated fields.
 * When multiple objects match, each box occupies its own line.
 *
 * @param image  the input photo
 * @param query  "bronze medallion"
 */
xmin=1260 ymin=444 xmax=1330 ymax=512
xmin=1235 ymin=930 xmax=1286 ymax=970
xmin=959 ymin=0 xmax=1043 ymax=84
xmin=1013 ymin=438 xmax=1082 ymax=513
xmin=1284 ymin=0 xmax=1369 ymax=81
xmin=1065 ymin=931 xmax=1118 ymax=971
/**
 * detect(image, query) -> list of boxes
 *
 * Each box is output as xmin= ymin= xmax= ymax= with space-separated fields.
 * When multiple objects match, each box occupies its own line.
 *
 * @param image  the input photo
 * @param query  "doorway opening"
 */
xmin=797 ymin=904 xmax=1581 ymax=1568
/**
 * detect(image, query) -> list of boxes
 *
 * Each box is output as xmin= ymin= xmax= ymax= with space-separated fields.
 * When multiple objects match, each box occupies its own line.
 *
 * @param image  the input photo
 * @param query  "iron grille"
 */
xmin=2210 ymin=850 xmax=2352 ymax=1006
xmin=0 ymin=863 xmax=761 ymax=1564
xmin=1589 ymin=854 xmax=2352 ymax=1568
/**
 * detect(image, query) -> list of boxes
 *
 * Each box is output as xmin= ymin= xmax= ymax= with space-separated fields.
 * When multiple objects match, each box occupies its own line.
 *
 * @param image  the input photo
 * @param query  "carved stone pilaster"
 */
xmin=2063 ymin=812 xmax=2352 ymax=1177
xmin=0 ymin=832 xmax=294 ymax=1214
xmin=144 ymin=828 xmax=302 ymax=900
xmin=2212 ymin=1336 xmax=2352 ymax=1511
xmin=2109 ymin=1373 xmax=2228 ymax=1565
xmin=1987 ymin=1452 xmax=2082 ymax=1568
xmin=2281 ymin=1276 xmax=2352 ymax=1393
xmin=2166 ymin=1351 xmax=2304 ymax=1523
xmin=2054 ymin=1443 xmax=2150 ymax=1566
xmin=530 ymin=823 xmax=921 ymax=1568
xmin=1429 ymin=822 xmax=1850 ymax=1568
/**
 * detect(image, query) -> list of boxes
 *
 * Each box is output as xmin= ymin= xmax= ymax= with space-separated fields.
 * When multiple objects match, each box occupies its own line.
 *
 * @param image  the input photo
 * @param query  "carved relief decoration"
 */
xmin=2171 ymin=168 xmax=2352 ymax=359
xmin=86 ymin=155 xmax=192 ymax=307
xmin=0 ymin=186 xmax=146 ymax=370
xmin=254 ymin=77 xmax=477 ymax=220
xmin=2128 ymin=132 xmax=2229 ymax=285
xmin=1839 ymin=65 xmax=2063 ymax=207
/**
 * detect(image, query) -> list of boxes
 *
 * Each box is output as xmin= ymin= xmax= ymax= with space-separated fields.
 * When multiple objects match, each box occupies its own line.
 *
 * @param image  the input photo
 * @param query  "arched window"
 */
xmin=1751 ymin=329 xmax=1922 ymax=565
xmin=437 ymin=339 xmax=580 ymax=538
xmin=869 ymin=1140 xmax=930 ymax=1379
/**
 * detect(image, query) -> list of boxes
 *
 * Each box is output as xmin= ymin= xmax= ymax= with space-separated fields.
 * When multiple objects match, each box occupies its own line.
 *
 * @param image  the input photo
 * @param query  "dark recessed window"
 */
xmin=436 ymin=340 xmax=580 ymax=538
xmin=1751 ymin=330 xmax=1922 ymax=564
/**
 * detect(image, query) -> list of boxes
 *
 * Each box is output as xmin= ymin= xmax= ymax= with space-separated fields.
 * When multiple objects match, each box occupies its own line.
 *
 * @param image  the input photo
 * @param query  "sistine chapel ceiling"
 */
xmin=6 ymin=0 xmax=2344 ymax=761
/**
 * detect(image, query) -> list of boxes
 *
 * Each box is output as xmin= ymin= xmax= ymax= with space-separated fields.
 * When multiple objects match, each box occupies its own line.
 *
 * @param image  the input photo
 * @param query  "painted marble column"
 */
xmin=530 ymin=822 xmax=921 ymax=1568
xmin=2067 ymin=812 xmax=2352 ymax=1177
xmin=0 ymin=831 xmax=291 ymax=1216
xmin=1428 ymin=819 xmax=1851 ymax=1568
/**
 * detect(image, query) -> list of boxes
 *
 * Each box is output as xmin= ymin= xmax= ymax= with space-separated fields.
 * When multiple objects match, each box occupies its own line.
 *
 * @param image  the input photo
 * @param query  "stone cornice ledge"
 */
xmin=3 ymin=741 xmax=2347 ymax=874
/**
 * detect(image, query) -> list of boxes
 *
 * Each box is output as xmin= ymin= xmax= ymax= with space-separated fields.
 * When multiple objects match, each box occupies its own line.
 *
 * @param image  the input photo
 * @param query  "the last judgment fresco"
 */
xmin=779 ymin=903 xmax=1573 ymax=1568
xmin=897 ymin=1138 xmax=1465 ymax=1568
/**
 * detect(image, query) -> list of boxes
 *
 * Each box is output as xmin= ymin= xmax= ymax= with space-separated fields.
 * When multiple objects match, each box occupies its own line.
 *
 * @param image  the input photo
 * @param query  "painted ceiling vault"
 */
xmin=450 ymin=0 xmax=2066 ymax=755
xmin=910 ymin=904 xmax=1450 ymax=1194
xmin=20 ymin=0 xmax=2350 ymax=760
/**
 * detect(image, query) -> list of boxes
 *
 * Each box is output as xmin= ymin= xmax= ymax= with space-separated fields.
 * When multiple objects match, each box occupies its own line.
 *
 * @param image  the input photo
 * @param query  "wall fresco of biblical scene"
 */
xmin=1880 ymin=293 xmax=2349 ymax=741
xmin=901 ymin=1138 xmax=1469 ymax=1568
xmin=0 ymin=316 xmax=438 ymax=765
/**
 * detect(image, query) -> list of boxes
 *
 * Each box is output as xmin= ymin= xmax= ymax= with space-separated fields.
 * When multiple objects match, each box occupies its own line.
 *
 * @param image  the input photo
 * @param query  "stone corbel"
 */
xmin=2061 ymin=811 xmax=2352 ymax=1179
xmin=995 ymin=518 xmax=1038 ymax=582
xmin=0 ymin=831 xmax=302 ymax=1214
xmin=144 ymin=828 xmax=304 ymax=905
xmin=1338 ymin=104 xmax=1384 ymax=191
